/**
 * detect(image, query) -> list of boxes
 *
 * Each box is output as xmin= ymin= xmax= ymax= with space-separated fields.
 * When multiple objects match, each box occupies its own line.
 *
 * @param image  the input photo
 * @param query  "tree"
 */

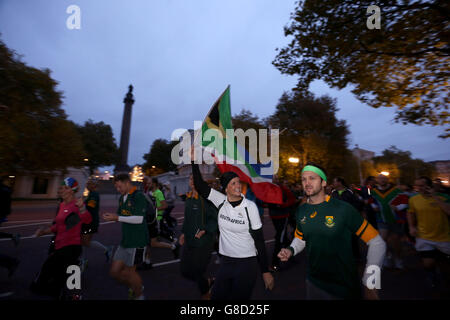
xmin=76 ymin=120 xmax=119 ymax=174
xmin=273 ymin=0 xmax=450 ymax=138
xmin=266 ymin=91 xmax=353 ymax=182
xmin=0 ymin=39 xmax=86 ymax=174
xmin=143 ymin=139 xmax=179 ymax=175
xmin=373 ymin=146 xmax=435 ymax=185
xmin=232 ymin=109 xmax=265 ymax=132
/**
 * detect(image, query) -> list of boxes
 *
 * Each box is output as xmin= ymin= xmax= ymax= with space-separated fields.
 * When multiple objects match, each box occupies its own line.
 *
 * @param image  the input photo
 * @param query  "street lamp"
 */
xmin=380 ymin=171 xmax=390 ymax=176
xmin=288 ymin=157 xmax=300 ymax=164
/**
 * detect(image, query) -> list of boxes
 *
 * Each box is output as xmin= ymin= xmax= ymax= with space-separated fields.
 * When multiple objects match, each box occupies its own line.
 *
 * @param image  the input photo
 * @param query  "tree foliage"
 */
xmin=143 ymin=139 xmax=179 ymax=174
xmin=273 ymin=0 xmax=450 ymax=137
xmin=76 ymin=120 xmax=119 ymax=173
xmin=372 ymin=145 xmax=435 ymax=185
xmin=0 ymin=39 xmax=85 ymax=174
xmin=232 ymin=109 xmax=265 ymax=131
xmin=266 ymin=91 xmax=352 ymax=182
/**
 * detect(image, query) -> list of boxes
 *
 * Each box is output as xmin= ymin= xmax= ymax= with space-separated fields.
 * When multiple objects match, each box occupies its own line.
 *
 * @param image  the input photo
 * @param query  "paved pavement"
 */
xmin=0 ymin=198 xmax=448 ymax=301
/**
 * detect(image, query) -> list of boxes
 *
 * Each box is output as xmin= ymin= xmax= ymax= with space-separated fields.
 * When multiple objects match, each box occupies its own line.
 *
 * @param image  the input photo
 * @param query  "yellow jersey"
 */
xmin=408 ymin=194 xmax=450 ymax=242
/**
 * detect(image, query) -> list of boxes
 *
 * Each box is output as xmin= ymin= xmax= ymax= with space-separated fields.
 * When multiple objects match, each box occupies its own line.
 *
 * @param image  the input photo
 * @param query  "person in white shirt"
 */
xmin=190 ymin=149 xmax=274 ymax=300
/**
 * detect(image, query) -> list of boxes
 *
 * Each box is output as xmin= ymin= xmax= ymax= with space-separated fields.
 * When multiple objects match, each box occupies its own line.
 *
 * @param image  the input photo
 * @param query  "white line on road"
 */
xmin=151 ymin=239 xmax=276 ymax=268
xmin=2 ymin=219 xmax=53 ymax=224
xmin=0 ymin=221 xmax=116 ymax=241
xmin=0 ymin=221 xmax=54 ymax=229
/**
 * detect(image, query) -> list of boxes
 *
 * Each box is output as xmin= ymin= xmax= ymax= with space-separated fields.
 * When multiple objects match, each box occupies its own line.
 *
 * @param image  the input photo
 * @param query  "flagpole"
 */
xmin=192 ymin=85 xmax=230 ymax=148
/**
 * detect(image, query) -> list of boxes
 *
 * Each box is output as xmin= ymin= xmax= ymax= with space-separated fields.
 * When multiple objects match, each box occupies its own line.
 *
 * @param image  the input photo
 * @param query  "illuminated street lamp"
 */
xmin=380 ymin=171 xmax=390 ymax=176
xmin=288 ymin=157 xmax=300 ymax=164
xmin=83 ymin=158 xmax=89 ymax=162
xmin=152 ymin=166 xmax=156 ymax=169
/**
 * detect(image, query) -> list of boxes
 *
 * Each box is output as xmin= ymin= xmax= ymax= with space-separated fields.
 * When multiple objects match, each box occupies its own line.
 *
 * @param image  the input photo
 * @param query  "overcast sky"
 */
xmin=1 ymin=0 xmax=448 ymax=171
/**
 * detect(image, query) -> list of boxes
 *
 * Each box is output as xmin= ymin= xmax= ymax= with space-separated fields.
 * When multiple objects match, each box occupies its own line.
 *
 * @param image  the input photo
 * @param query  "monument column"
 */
xmin=115 ymin=84 xmax=134 ymax=174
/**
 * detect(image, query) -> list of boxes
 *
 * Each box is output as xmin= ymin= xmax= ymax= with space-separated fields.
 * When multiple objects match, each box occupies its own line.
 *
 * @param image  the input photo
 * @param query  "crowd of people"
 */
xmin=1 ymin=158 xmax=449 ymax=300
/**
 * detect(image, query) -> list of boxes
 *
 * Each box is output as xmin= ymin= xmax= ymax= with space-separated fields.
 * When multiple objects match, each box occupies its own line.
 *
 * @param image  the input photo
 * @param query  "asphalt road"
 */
xmin=0 ymin=197 xmax=447 ymax=301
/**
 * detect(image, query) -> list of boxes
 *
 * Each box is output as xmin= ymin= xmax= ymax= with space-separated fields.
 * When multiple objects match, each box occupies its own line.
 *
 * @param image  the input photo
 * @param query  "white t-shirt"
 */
xmin=207 ymin=188 xmax=262 ymax=258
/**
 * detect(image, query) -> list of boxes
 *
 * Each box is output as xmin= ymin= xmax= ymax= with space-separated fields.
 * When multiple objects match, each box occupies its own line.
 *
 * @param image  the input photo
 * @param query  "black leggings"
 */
xmin=31 ymin=245 xmax=82 ymax=298
xmin=211 ymin=256 xmax=258 ymax=300
xmin=270 ymin=217 xmax=290 ymax=266
xmin=180 ymin=244 xmax=213 ymax=295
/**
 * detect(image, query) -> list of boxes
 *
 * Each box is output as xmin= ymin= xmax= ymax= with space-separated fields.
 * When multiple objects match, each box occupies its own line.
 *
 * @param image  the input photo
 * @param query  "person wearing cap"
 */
xmin=31 ymin=177 xmax=92 ymax=300
xmin=278 ymin=163 xmax=386 ymax=300
xmin=190 ymin=148 xmax=274 ymax=300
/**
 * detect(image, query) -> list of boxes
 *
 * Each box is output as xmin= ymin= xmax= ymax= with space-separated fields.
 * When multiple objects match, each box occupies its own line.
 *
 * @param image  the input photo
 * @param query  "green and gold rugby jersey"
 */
xmin=295 ymin=196 xmax=379 ymax=299
xmin=117 ymin=186 xmax=149 ymax=248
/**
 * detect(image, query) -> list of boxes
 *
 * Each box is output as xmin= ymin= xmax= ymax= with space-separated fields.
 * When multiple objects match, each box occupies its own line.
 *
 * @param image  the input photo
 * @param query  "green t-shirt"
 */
xmin=296 ymin=196 xmax=367 ymax=299
xmin=153 ymin=189 xmax=165 ymax=221
xmin=85 ymin=191 xmax=100 ymax=228
xmin=117 ymin=188 xmax=149 ymax=248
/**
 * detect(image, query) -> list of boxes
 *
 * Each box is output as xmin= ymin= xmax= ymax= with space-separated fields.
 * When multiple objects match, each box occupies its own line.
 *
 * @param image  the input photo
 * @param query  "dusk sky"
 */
xmin=1 ymin=0 xmax=448 ymax=171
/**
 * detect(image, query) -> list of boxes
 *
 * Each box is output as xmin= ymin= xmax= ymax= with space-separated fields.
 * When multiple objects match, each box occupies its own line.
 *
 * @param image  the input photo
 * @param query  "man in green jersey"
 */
xmin=103 ymin=174 xmax=149 ymax=300
xmin=278 ymin=163 xmax=386 ymax=300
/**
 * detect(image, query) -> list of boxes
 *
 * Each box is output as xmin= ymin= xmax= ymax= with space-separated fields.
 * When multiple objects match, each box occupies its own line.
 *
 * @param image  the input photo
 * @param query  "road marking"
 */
xmin=0 ymin=221 xmax=116 ymax=240
xmin=0 ymin=221 xmax=54 ymax=229
xmin=151 ymin=239 xmax=275 ymax=268
xmin=2 ymin=219 xmax=53 ymax=224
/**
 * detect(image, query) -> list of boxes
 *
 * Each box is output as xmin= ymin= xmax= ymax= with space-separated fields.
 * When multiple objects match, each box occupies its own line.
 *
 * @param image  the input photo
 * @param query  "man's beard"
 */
xmin=305 ymin=186 xmax=323 ymax=198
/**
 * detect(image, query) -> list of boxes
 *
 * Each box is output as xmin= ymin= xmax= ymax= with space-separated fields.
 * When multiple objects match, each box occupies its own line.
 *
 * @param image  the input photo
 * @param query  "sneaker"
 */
xmin=137 ymin=262 xmax=153 ymax=270
xmin=12 ymin=234 xmax=20 ymax=247
xmin=128 ymin=286 xmax=144 ymax=300
xmin=8 ymin=259 xmax=19 ymax=278
xmin=105 ymin=245 xmax=114 ymax=262
xmin=128 ymin=288 xmax=134 ymax=300
xmin=172 ymin=243 xmax=180 ymax=259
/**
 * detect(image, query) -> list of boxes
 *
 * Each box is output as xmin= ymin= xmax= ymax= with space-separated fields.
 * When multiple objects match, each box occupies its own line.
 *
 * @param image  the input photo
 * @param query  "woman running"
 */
xmin=190 ymin=148 xmax=274 ymax=300
xmin=31 ymin=177 xmax=92 ymax=300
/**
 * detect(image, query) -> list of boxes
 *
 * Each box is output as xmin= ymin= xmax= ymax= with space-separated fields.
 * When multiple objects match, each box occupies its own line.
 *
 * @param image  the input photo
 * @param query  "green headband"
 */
xmin=301 ymin=165 xmax=327 ymax=182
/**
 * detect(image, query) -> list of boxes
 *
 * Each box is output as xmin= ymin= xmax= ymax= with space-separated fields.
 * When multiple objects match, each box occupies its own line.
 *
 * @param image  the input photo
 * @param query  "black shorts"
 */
xmin=81 ymin=223 xmax=98 ymax=234
xmin=147 ymin=221 xmax=159 ymax=239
